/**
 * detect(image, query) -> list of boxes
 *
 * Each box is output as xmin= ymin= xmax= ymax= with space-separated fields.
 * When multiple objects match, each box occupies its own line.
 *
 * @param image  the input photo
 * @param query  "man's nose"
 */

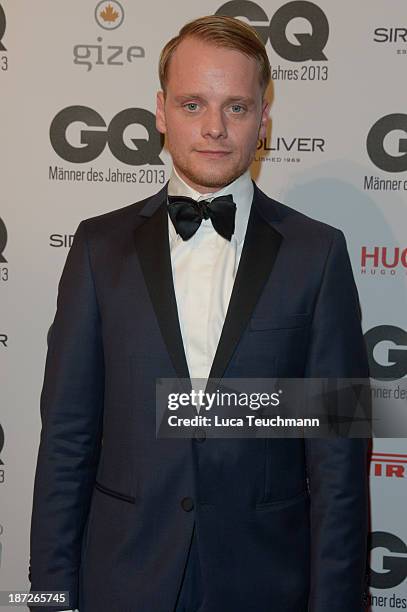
xmin=201 ymin=108 xmax=227 ymax=139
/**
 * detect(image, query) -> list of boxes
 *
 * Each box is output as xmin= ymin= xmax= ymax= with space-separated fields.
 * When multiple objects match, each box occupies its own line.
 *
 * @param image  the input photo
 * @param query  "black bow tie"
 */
xmin=167 ymin=194 xmax=236 ymax=241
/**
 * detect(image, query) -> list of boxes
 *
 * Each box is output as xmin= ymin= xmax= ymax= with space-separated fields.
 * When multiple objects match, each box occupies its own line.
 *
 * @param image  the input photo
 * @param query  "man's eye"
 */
xmin=184 ymin=103 xmax=199 ymax=112
xmin=230 ymin=104 xmax=245 ymax=113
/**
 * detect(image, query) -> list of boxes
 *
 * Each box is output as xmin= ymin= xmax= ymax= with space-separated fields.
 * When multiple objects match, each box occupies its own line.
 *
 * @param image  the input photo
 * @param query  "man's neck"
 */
xmin=171 ymin=166 xmax=247 ymax=199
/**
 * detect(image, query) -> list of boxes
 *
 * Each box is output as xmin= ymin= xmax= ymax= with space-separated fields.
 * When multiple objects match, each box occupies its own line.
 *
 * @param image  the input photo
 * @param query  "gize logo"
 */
xmin=361 ymin=246 xmax=407 ymax=275
xmin=371 ymin=452 xmax=407 ymax=478
xmin=74 ymin=1 xmax=144 ymax=72
xmin=95 ymin=1 xmax=124 ymax=30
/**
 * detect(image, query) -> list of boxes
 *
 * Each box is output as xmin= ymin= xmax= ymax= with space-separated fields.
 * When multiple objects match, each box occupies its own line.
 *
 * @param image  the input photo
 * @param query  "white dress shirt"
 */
xmin=167 ymin=166 xmax=253 ymax=382
xmin=61 ymin=168 xmax=253 ymax=611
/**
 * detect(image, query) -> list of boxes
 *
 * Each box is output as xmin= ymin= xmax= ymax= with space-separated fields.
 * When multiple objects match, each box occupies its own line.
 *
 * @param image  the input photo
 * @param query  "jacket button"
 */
xmin=194 ymin=428 xmax=206 ymax=442
xmin=181 ymin=497 xmax=194 ymax=512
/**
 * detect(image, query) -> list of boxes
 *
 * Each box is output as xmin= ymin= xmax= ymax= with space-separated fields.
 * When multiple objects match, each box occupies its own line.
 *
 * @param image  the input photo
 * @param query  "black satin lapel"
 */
xmin=134 ymin=202 xmax=190 ymax=381
xmin=208 ymin=203 xmax=282 ymax=381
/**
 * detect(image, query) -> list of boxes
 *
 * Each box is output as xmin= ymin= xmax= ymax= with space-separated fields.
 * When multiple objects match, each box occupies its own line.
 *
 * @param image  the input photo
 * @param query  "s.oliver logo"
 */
xmin=367 ymin=114 xmax=407 ymax=173
xmin=365 ymin=326 xmax=407 ymax=381
xmin=50 ymin=106 xmax=164 ymax=165
xmin=215 ymin=0 xmax=329 ymax=61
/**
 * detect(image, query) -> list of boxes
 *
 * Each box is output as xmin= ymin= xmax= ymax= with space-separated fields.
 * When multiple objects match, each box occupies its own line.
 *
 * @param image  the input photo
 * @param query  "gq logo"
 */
xmin=216 ymin=0 xmax=329 ymax=61
xmin=0 ymin=3 xmax=6 ymax=51
xmin=364 ymin=326 xmax=407 ymax=380
xmin=367 ymin=114 xmax=407 ymax=173
xmin=370 ymin=532 xmax=407 ymax=589
xmin=0 ymin=423 xmax=4 ymax=466
xmin=50 ymin=106 xmax=164 ymax=165
xmin=0 ymin=217 xmax=7 ymax=263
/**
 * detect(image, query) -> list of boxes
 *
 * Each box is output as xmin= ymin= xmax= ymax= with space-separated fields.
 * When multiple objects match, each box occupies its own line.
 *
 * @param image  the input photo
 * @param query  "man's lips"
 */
xmin=195 ymin=150 xmax=232 ymax=157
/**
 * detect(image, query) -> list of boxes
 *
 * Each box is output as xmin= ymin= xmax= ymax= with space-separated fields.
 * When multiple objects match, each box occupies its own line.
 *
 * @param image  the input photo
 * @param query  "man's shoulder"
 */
xmin=257 ymin=186 xmax=343 ymax=244
xmin=78 ymin=185 xmax=166 ymax=236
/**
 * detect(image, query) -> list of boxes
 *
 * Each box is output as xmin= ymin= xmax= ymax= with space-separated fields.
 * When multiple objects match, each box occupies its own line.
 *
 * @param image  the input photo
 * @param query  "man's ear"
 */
xmin=259 ymin=100 xmax=269 ymax=140
xmin=156 ymin=90 xmax=167 ymax=134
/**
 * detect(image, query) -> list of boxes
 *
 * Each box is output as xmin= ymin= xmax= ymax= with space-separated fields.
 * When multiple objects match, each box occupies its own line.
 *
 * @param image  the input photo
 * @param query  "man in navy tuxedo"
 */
xmin=29 ymin=14 xmax=370 ymax=612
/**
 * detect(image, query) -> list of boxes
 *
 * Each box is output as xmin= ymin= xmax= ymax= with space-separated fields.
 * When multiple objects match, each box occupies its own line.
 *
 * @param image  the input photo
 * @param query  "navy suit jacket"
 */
xmin=29 ymin=182 xmax=370 ymax=612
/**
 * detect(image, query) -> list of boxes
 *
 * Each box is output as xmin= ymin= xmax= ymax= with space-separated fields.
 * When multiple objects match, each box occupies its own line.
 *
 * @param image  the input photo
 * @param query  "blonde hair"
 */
xmin=159 ymin=15 xmax=271 ymax=95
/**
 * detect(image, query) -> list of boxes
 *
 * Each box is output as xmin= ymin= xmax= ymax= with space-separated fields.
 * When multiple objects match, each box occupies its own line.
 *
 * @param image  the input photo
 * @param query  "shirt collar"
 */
xmin=167 ymin=166 xmax=253 ymax=246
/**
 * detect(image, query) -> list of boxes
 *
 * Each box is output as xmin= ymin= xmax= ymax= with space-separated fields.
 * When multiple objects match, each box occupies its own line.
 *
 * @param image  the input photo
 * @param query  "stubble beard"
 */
xmin=172 ymin=149 xmax=255 ymax=191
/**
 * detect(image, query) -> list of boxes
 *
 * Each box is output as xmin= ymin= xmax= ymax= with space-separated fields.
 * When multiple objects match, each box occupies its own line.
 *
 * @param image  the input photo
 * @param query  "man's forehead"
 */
xmin=169 ymin=36 xmax=257 ymax=71
xmin=167 ymin=40 xmax=260 ymax=90
xmin=173 ymin=36 xmax=253 ymax=61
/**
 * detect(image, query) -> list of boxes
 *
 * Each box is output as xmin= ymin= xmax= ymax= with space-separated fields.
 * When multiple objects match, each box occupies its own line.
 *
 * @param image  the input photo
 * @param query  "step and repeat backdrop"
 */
xmin=1 ymin=1 xmax=406 ymax=610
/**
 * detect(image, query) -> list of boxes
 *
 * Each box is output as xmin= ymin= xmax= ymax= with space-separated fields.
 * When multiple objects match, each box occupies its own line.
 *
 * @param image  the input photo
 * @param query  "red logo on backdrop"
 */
xmin=371 ymin=452 xmax=407 ymax=478
xmin=360 ymin=246 xmax=407 ymax=276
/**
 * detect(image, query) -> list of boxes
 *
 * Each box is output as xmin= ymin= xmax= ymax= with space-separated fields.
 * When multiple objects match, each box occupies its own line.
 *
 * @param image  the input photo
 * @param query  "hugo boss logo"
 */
xmin=216 ymin=0 xmax=329 ymax=61
xmin=50 ymin=106 xmax=164 ymax=165
xmin=367 ymin=114 xmax=407 ymax=173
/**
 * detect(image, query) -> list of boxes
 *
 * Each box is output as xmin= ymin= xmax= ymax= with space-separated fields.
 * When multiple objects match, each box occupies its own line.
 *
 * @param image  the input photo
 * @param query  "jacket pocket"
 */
xmin=250 ymin=313 xmax=311 ymax=331
xmin=94 ymin=480 xmax=136 ymax=504
xmin=255 ymin=489 xmax=309 ymax=511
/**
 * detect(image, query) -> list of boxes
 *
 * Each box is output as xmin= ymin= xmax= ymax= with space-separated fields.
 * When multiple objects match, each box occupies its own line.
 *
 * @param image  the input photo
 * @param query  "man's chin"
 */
xmin=181 ymin=167 xmax=245 ymax=191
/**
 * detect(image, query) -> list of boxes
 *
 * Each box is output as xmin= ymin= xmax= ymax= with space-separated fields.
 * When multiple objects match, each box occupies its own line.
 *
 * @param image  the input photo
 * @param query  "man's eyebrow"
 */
xmin=174 ymin=94 xmax=204 ymax=101
xmin=173 ymin=94 xmax=256 ymax=104
xmin=224 ymin=96 xmax=255 ymax=105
